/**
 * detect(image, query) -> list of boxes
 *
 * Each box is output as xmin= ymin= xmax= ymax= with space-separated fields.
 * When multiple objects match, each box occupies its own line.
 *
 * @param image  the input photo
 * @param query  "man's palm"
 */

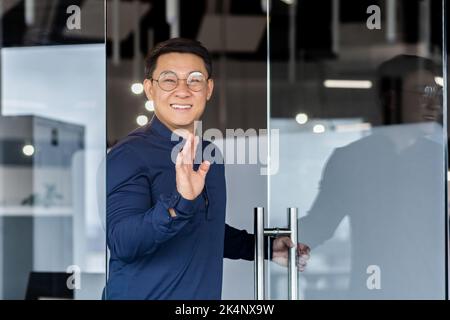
xmin=176 ymin=134 xmax=210 ymax=200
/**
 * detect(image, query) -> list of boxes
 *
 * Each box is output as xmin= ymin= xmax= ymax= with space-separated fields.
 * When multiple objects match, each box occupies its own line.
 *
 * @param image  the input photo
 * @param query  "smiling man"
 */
xmin=105 ymin=38 xmax=309 ymax=300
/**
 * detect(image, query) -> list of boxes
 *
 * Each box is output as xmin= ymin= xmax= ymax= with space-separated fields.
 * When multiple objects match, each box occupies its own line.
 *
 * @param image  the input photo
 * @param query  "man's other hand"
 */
xmin=272 ymin=237 xmax=310 ymax=272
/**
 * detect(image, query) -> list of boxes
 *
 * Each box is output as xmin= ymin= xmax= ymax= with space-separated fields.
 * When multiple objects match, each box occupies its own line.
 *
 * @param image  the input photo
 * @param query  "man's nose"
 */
xmin=174 ymin=80 xmax=192 ymax=97
xmin=425 ymin=98 xmax=441 ymax=111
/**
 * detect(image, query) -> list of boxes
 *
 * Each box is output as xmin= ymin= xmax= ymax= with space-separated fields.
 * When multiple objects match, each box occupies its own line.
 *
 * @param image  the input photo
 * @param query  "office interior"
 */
xmin=0 ymin=0 xmax=449 ymax=299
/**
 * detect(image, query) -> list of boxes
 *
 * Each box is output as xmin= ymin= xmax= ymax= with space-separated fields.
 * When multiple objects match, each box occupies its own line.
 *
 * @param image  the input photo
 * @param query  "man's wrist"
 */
xmin=168 ymin=208 xmax=177 ymax=217
xmin=162 ymin=189 xmax=202 ymax=218
xmin=176 ymin=187 xmax=198 ymax=201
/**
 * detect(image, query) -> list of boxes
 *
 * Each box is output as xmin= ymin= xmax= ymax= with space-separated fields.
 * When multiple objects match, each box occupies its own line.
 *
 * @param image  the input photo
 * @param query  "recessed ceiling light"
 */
xmin=136 ymin=115 xmax=149 ymax=126
xmin=131 ymin=83 xmax=144 ymax=94
xmin=295 ymin=113 xmax=308 ymax=124
xmin=23 ymin=144 xmax=35 ymax=156
xmin=324 ymin=80 xmax=372 ymax=89
xmin=313 ymin=124 xmax=326 ymax=134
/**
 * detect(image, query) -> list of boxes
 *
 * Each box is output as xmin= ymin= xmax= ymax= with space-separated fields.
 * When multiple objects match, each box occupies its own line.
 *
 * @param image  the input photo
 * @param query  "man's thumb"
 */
xmin=198 ymin=160 xmax=210 ymax=178
xmin=282 ymin=237 xmax=295 ymax=248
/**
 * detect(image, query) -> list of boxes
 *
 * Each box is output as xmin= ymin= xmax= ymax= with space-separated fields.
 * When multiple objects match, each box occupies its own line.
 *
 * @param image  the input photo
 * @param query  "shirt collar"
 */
xmin=149 ymin=115 xmax=183 ymax=144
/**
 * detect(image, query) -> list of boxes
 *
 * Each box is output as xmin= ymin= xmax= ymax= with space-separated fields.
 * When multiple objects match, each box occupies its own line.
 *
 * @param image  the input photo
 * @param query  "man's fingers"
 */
xmin=175 ymin=151 xmax=183 ymax=168
xmin=298 ymin=243 xmax=311 ymax=254
xmin=297 ymin=250 xmax=310 ymax=260
xmin=298 ymin=255 xmax=309 ymax=263
xmin=281 ymin=237 xmax=295 ymax=248
xmin=297 ymin=258 xmax=307 ymax=270
xmin=198 ymin=160 xmax=210 ymax=178
xmin=297 ymin=251 xmax=310 ymax=259
xmin=297 ymin=251 xmax=309 ymax=261
xmin=296 ymin=244 xmax=310 ymax=272
xmin=297 ymin=244 xmax=310 ymax=259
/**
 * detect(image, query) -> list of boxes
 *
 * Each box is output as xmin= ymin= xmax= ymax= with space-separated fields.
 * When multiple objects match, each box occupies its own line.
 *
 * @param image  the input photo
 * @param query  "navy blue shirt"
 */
xmin=105 ymin=116 xmax=255 ymax=300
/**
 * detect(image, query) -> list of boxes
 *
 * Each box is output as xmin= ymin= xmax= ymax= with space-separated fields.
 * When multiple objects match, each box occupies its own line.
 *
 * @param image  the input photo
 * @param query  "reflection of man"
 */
xmin=105 ymin=38 xmax=309 ymax=300
xmin=299 ymin=55 xmax=446 ymax=299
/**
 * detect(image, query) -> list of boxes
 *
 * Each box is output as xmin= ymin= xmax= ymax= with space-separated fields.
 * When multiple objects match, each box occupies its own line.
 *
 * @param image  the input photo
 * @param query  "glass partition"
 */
xmin=0 ymin=0 xmax=106 ymax=299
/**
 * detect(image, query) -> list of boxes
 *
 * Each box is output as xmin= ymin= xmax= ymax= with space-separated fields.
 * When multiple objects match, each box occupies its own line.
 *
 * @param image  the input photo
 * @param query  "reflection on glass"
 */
xmin=299 ymin=55 xmax=445 ymax=299
xmin=268 ymin=0 xmax=446 ymax=300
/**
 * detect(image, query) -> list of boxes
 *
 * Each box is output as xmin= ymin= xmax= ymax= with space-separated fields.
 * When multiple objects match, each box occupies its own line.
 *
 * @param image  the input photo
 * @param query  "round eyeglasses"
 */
xmin=403 ymin=85 xmax=443 ymax=107
xmin=151 ymin=71 xmax=208 ymax=92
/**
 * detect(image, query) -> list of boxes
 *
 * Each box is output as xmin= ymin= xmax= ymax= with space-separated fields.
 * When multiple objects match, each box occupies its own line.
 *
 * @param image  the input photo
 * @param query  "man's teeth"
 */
xmin=171 ymin=104 xmax=192 ymax=109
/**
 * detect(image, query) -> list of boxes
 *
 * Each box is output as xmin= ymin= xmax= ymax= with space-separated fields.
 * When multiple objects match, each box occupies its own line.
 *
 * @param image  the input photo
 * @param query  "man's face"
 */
xmin=144 ymin=52 xmax=214 ymax=133
xmin=401 ymin=70 xmax=442 ymax=124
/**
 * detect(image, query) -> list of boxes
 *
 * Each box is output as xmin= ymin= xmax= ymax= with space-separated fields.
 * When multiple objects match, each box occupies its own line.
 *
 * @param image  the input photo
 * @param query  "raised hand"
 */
xmin=175 ymin=133 xmax=210 ymax=200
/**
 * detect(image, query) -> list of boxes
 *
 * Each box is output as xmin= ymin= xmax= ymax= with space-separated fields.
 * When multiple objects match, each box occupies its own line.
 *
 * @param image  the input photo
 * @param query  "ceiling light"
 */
xmin=136 ymin=115 xmax=149 ymax=126
xmin=324 ymin=80 xmax=372 ymax=89
xmin=295 ymin=113 xmax=308 ymax=124
xmin=145 ymin=100 xmax=155 ymax=112
xmin=131 ymin=83 xmax=144 ymax=94
xmin=435 ymin=77 xmax=444 ymax=87
xmin=313 ymin=124 xmax=326 ymax=134
xmin=23 ymin=144 xmax=35 ymax=156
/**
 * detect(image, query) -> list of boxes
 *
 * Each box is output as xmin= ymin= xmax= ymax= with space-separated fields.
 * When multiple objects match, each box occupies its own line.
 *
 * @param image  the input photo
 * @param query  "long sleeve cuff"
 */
xmin=224 ymin=225 xmax=275 ymax=261
xmin=159 ymin=189 xmax=203 ymax=219
xmin=143 ymin=189 xmax=203 ymax=240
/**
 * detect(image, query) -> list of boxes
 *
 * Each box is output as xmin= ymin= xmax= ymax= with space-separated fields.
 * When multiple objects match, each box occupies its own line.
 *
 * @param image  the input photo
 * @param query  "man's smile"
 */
xmin=423 ymin=114 xmax=437 ymax=121
xmin=170 ymin=103 xmax=193 ymax=110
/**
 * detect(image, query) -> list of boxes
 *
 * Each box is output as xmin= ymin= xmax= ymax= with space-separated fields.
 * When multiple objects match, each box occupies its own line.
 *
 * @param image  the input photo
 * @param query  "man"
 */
xmin=105 ymin=38 xmax=310 ymax=300
xmin=299 ymin=55 xmax=445 ymax=299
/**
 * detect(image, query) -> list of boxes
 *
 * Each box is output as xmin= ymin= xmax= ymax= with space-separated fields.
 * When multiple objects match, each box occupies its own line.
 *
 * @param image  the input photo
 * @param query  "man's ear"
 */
xmin=206 ymin=79 xmax=214 ymax=101
xmin=143 ymin=79 xmax=153 ymax=101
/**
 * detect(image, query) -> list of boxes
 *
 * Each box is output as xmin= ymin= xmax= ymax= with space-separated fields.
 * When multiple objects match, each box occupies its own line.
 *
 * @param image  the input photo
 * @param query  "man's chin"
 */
xmin=417 ymin=121 xmax=442 ymax=134
xmin=171 ymin=121 xmax=196 ymax=132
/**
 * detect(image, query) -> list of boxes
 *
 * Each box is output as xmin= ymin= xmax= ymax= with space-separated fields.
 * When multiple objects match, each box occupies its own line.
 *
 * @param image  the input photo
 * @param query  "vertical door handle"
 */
xmin=254 ymin=207 xmax=299 ymax=300
xmin=254 ymin=207 xmax=265 ymax=300
xmin=288 ymin=207 xmax=298 ymax=300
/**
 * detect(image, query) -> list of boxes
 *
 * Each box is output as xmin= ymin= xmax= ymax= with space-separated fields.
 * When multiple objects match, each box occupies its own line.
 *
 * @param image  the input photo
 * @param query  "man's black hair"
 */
xmin=376 ymin=54 xmax=440 ymax=124
xmin=145 ymin=37 xmax=213 ymax=79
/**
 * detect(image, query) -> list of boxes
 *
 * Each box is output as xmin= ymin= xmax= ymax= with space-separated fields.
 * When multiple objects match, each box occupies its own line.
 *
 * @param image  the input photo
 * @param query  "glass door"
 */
xmin=0 ymin=0 xmax=106 ymax=299
xmin=265 ymin=0 xmax=447 ymax=299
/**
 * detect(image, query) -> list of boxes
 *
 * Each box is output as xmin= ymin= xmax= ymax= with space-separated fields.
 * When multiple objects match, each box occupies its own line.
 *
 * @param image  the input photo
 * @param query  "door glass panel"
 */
xmin=267 ymin=0 xmax=447 ymax=299
xmin=0 ymin=0 xmax=106 ymax=299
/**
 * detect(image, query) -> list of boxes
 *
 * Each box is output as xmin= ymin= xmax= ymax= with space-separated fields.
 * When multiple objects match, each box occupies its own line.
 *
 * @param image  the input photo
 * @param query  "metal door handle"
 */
xmin=254 ymin=207 xmax=298 ymax=300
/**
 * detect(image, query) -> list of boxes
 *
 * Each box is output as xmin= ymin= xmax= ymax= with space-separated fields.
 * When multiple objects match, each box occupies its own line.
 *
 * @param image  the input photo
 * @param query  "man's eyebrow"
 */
xmin=415 ymin=84 xmax=437 ymax=89
xmin=159 ymin=70 xmax=205 ymax=76
xmin=159 ymin=70 xmax=175 ymax=74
